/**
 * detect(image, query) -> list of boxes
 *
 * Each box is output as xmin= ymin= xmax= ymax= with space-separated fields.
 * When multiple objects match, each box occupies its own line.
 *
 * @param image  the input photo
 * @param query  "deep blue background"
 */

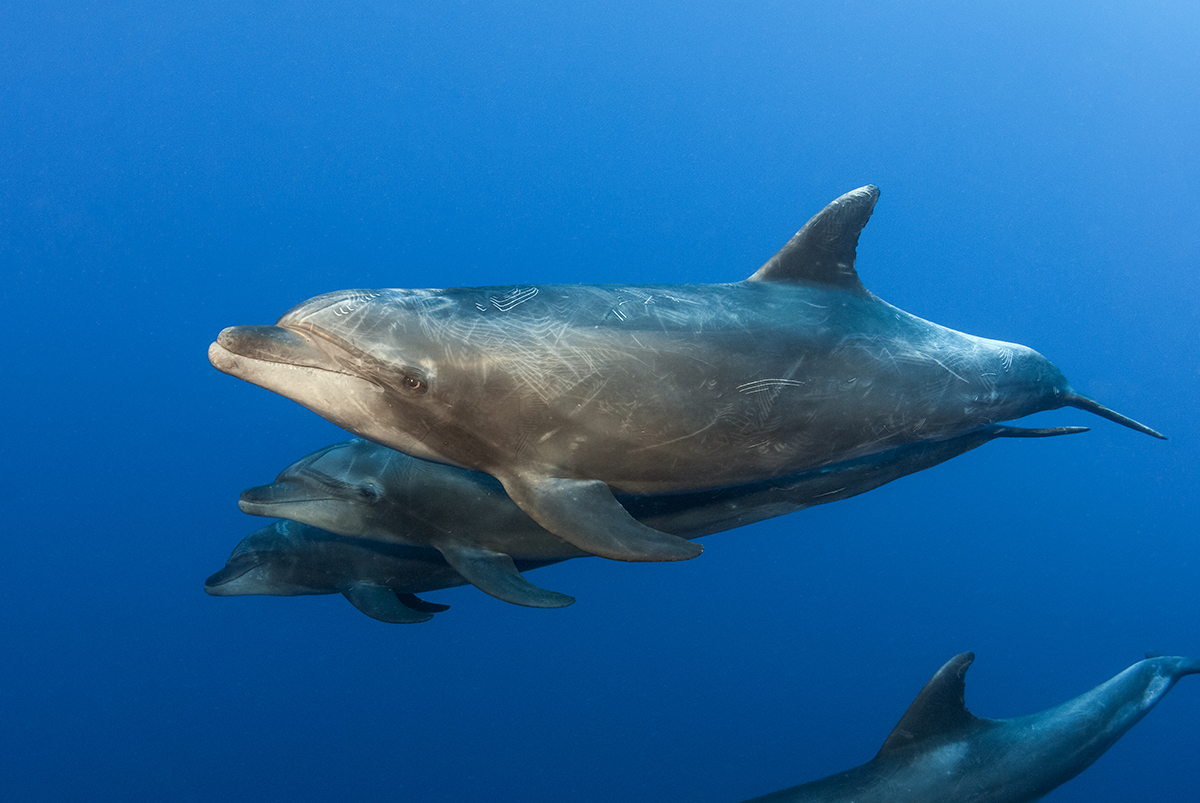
xmin=3 ymin=2 xmax=1198 ymax=801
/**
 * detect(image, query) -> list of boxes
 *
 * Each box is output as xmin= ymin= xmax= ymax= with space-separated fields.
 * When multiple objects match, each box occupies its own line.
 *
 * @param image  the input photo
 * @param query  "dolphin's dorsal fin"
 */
xmin=875 ymin=652 xmax=981 ymax=756
xmin=747 ymin=185 xmax=879 ymax=291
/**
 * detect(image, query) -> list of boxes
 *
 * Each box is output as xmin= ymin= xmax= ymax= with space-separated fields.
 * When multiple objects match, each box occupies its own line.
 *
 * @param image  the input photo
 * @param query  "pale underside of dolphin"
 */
xmin=235 ymin=424 xmax=1087 ymax=611
xmin=739 ymin=652 xmax=1200 ymax=803
xmin=210 ymin=185 xmax=1164 ymax=564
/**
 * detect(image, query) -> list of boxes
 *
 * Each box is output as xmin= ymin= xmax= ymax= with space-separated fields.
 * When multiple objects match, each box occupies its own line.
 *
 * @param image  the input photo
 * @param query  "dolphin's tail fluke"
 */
xmin=1064 ymin=394 xmax=1166 ymax=440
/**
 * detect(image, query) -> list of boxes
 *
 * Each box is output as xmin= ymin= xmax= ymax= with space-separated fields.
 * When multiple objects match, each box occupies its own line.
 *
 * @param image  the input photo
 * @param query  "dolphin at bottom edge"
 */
xmin=739 ymin=651 xmax=1200 ymax=803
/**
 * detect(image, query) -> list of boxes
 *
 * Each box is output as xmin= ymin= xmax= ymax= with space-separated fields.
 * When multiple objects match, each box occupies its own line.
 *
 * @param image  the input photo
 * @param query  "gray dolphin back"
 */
xmin=737 ymin=652 xmax=1200 ymax=803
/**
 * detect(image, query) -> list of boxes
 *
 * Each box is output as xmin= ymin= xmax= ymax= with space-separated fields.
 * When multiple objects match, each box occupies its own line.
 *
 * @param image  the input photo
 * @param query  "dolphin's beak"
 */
xmin=1064 ymin=393 xmax=1166 ymax=439
xmin=204 ymin=553 xmax=261 ymax=594
xmin=210 ymin=325 xmax=328 ymax=369
xmin=239 ymin=481 xmax=314 ymax=515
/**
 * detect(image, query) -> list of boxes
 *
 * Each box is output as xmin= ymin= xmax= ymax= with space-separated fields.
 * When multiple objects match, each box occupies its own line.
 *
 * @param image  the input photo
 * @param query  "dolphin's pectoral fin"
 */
xmin=503 ymin=475 xmax=703 ymax=562
xmin=988 ymin=425 xmax=1090 ymax=438
xmin=396 ymin=593 xmax=450 ymax=614
xmin=439 ymin=544 xmax=574 ymax=608
xmin=747 ymin=185 xmax=879 ymax=290
xmin=343 ymin=583 xmax=435 ymax=623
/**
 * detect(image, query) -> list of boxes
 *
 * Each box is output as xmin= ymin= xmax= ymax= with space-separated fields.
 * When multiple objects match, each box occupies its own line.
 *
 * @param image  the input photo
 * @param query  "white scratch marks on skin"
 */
xmin=738 ymin=378 xmax=808 ymax=394
xmin=489 ymin=287 xmax=538 ymax=312
xmin=928 ymin=356 xmax=971 ymax=384
xmin=629 ymin=418 xmax=721 ymax=452
xmin=333 ymin=292 xmax=382 ymax=316
xmin=568 ymin=373 xmax=613 ymax=411
xmin=536 ymin=428 xmax=563 ymax=444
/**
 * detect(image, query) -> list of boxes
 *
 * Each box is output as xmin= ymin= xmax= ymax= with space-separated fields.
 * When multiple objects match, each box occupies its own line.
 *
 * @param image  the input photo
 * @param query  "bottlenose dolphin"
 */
xmin=203 ymin=520 xmax=549 ymax=623
xmin=237 ymin=425 xmax=1085 ymax=606
xmin=210 ymin=185 xmax=1163 ymax=562
xmin=740 ymin=652 xmax=1200 ymax=803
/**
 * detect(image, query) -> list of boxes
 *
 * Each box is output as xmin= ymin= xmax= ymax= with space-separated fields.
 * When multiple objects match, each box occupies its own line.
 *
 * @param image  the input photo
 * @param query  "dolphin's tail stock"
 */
xmin=1063 ymin=394 xmax=1166 ymax=440
xmin=1145 ymin=651 xmax=1200 ymax=678
xmin=1173 ymin=657 xmax=1200 ymax=677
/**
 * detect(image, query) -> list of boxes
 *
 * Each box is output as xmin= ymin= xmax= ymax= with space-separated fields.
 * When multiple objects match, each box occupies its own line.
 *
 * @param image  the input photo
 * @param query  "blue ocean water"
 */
xmin=3 ymin=2 xmax=1198 ymax=800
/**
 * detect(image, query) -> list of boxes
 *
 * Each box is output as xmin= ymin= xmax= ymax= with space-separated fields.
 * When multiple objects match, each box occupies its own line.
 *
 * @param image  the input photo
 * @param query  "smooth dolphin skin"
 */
xmin=238 ymin=440 xmax=586 ymax=609
xmin=209 ymin=185 xmax=1163 ymax=563
xmin=236 ymin=425 xmax=1086 ymax=608
xmin=739 ymin=652 xmax=1200 ymax=803
xmin=204 ymin=520 xmax=567 ymax=623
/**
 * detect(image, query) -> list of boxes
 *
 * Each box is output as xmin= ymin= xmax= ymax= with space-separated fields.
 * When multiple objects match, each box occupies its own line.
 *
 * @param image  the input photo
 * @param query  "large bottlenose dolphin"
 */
xmin=204 ymin=520 xmax=507 ymax=623
xmin=740 ymin=651 xmax=1200 ymax=803
xmin=209 ymin=185 xmax=1163 ymax=563
xmin=237 ymin=425 xmax=1085 ymax=607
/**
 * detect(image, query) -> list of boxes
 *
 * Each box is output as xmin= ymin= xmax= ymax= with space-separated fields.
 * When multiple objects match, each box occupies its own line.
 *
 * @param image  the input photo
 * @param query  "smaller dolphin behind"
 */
xmin=238 ymin=441 xmax=584 ymax=609
xmin=235 ymin=425 xmax=1086 ymax=610
xmin=202 ymin=520 xmax=557 ymax=623
xmin=739 ymin=652 xmax=1200 ymax=803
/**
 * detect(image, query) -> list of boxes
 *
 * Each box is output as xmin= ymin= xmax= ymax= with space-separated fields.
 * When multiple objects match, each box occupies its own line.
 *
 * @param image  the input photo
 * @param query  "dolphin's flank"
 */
xmin=210 ymin=185 xmax=1164 ymax=562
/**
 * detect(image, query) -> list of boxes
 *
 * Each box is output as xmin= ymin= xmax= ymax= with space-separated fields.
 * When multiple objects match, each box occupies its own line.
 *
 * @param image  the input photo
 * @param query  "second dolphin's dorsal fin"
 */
xmin=875 ymin=652 xmax=981 ymax=756
xmin=747 ymin=185 xmax=879 ymax=291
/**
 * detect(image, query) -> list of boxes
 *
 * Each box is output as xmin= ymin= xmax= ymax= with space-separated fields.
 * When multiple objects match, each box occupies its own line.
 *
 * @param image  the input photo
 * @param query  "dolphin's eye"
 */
xmin=402 ymin=375 xmax=427 ymax=394
xmin=356 ymin=484 xmax=383 ymax=504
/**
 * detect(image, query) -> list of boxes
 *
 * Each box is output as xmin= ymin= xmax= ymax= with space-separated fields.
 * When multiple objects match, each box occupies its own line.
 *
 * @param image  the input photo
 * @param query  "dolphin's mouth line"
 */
xmin=210 ymin=342 xmax=377 ymax=394
xmin=220 ymin=347 xmax=353 ymax=377
xmin=204 ymin=559 xmax=258 ymax=589
xmin=254 ymin=350 xmax=349 ymax=373
xmin=240 ymin=496 xmax=342 ymax=506
xmin=218 ymin=325 xmax=366 ymax=379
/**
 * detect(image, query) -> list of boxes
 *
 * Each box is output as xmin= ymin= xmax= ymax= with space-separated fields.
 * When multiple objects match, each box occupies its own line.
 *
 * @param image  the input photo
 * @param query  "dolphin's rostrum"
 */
xmin=210 ymin=185 xmax=1163 ymax=564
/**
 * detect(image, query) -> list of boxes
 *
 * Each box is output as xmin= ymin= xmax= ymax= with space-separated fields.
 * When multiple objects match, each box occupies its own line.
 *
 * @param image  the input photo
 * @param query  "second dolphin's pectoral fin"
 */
xmin=440 ymin=544 xmax=574 ymax=608
xmin=343 ymin=583 xmax=435 ymax=624
xmin=747 ymin=185 xmax=879 ymax=291
xmin=988 ymin=425 xmax=1090 ymax=438
xmin=502 ymin=475 xmax=703 ymax=562
xmin=396 ymin=593 xmax=450 ymax=614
